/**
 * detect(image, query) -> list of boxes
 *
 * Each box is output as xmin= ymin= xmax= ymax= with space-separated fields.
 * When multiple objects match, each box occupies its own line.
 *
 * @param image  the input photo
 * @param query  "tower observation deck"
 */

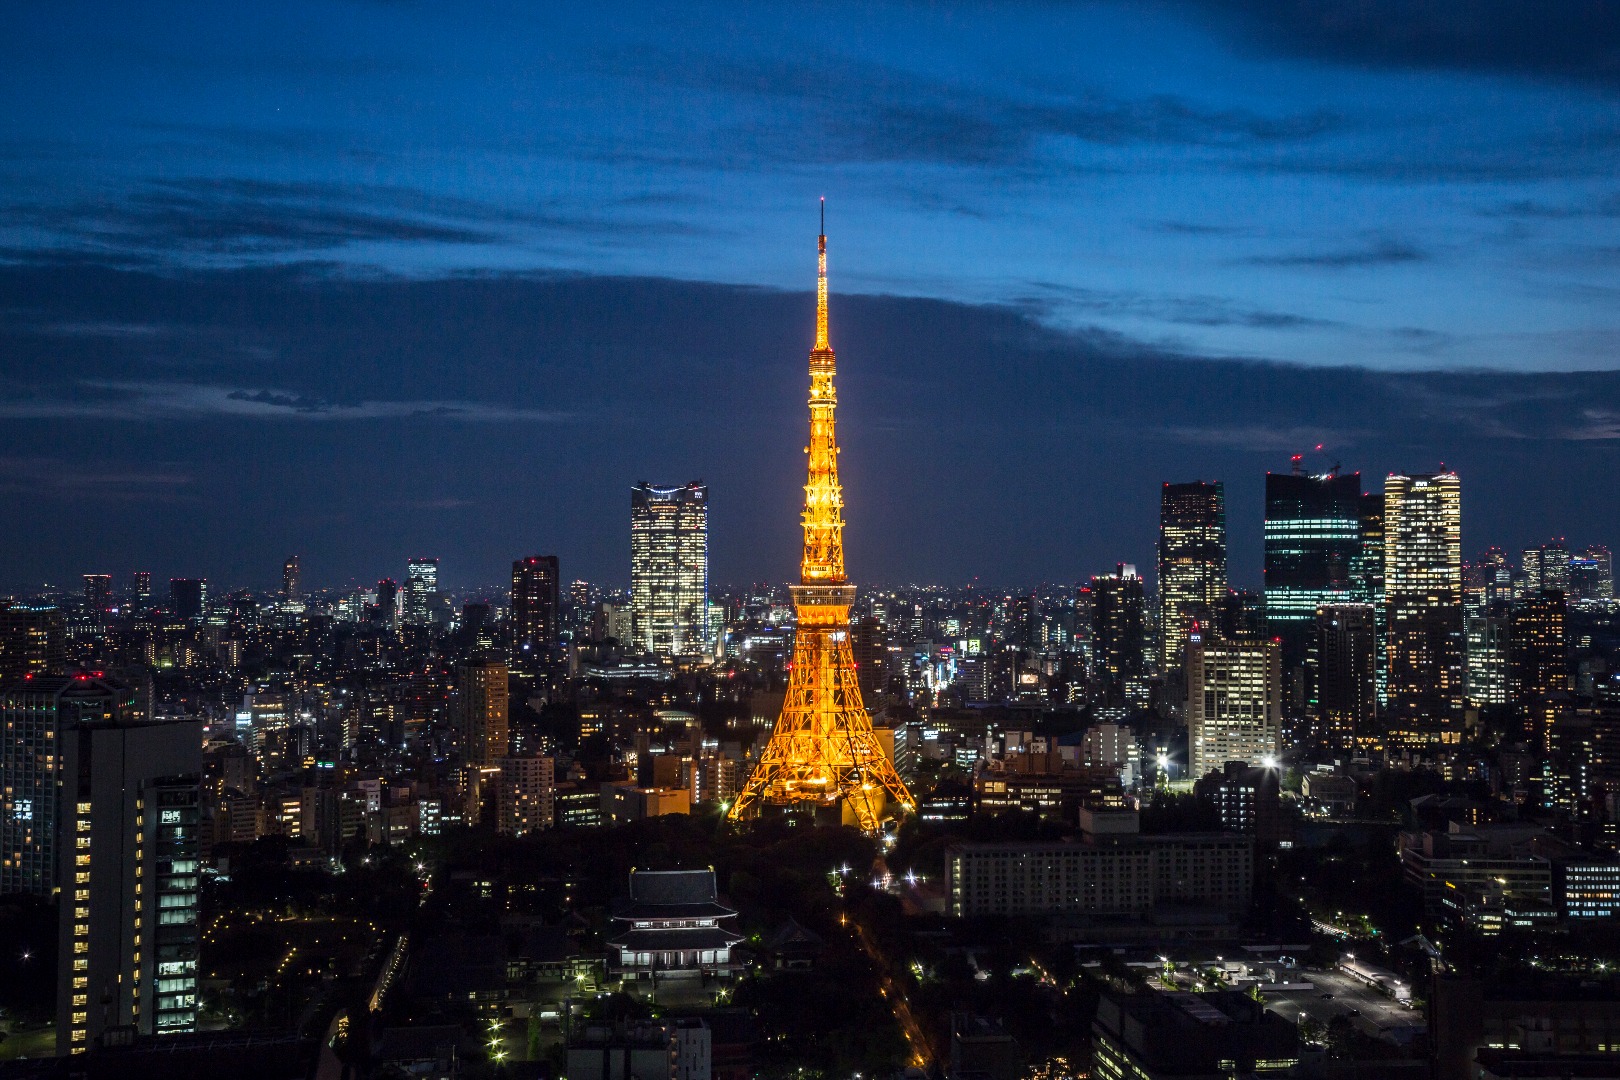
xmin=729 ymin=206 xmax=915 ymax=833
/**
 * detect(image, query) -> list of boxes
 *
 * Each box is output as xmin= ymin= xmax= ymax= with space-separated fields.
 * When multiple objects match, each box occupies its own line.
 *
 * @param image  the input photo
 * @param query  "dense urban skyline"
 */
xmin=3 ymin=3 xmax=1620 ymax=589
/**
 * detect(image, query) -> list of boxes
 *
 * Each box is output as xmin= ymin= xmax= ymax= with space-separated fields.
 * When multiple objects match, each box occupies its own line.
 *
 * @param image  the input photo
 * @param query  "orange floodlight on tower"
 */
xmin=728 ymin=205 xmax=915 ymax=833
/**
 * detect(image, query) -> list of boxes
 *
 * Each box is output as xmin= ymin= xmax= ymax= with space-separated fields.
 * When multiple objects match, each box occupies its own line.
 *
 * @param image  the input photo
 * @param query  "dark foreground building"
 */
xmin=1092 ymin=986 xmax=1299 ymax=1078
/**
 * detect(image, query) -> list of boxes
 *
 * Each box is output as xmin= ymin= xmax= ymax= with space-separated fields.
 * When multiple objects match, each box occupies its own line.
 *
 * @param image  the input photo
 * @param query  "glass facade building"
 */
xmin=1384 ymin=471 xmax=1464 ymax=746
xmin=1157 ymin=481 xmax=1227 ymax=674
xmin=1263 ymin=471 xmax=1365 ymax=681
xmin=630 ymin=482 xmax=710 ymax=657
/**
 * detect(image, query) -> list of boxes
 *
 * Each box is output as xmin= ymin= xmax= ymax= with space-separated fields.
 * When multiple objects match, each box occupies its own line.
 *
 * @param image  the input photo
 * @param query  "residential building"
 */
xmin=496 ymin=754 xmax=555 ymax=836
xmin=53 ymin=707 xmax=202 ymax=1053
xmin=452 ymin=661 xmax=509 ymax=767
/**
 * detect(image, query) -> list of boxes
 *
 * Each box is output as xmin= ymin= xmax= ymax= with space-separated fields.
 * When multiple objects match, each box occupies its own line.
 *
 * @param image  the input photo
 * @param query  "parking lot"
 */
xmin=1261 ymin=969 xmax=1424 ymax=1039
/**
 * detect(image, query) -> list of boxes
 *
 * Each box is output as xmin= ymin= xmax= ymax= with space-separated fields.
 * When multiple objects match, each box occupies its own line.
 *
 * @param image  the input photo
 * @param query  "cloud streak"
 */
xmin=0 ymin=380 xmax=576 ymax=424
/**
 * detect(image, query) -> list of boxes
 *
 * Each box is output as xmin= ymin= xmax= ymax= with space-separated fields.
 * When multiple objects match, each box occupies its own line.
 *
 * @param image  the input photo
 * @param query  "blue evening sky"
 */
xmin=6 ymin=1 xmax=1620 ymax=372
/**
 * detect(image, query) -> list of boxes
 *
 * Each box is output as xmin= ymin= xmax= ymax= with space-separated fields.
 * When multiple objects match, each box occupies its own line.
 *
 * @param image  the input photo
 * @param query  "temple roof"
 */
xmin=614 ymin=869 xmax=737 ymax=920
xmin=609 ymin=926 xmax=744 ymax=951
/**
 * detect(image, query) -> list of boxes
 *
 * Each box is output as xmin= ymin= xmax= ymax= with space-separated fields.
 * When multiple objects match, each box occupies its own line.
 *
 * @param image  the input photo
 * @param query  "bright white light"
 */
xmin=1262 ymin=755 xmax=1278 ymax=769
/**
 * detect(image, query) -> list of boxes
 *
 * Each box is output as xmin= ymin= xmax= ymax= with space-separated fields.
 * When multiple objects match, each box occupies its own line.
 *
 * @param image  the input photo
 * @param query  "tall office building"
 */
xmin=129 ymin=571 xmax=152 ymax=609
xmin=1157 ymin=482 xmax=1227 ymax=673
xmin=1384 ymin=471 xmax=1464 ymax=747
xmin=53 ymin=705 xmax=202 ymax=1053
xmin=511 ymin=555 xmax=562 ymax=663
xmin=1511 ymin=590 xmax=1570 ymax=752
xmin=630 ymin=482 xmax=710 ymax=657
xmin=403 ymin=557 xmax=439 ymax=627
xmin=1185 ymin=636 xmax=1283 ymax=778
xmin=1571 ymin=545 xmax=1614 ymax=602
xmin=1464 ymin=608 xmax=1510 ymax=709
xmin=168 ymin=578 xmax=207 ymax=622
xmin=1263 ymin=469 xmax=1365 ymax=696
xmin=0 ymin=604 xmax=66 ymax=681
xmin=1523 ymin=539 xmax=1570 ymax=596
xmin=453 ymin=660 xmax=510 ymax=767
xmin=374 ymin=578 xmax=398 ymax=626
xmin=82 ymin=575 xmax=113 ymax=618
xmin=1090 ymin=565 xmax=1146 ymax=706
xmin=280 ymin=556 xmax=301 ymax=603
xmin=1312 ymin=604 xmax=1377 ymax=750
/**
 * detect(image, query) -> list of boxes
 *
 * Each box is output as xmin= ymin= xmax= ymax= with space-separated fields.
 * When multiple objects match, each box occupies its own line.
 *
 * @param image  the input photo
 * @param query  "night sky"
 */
xmin=2 ymin=2 xmax=1618 ymax=592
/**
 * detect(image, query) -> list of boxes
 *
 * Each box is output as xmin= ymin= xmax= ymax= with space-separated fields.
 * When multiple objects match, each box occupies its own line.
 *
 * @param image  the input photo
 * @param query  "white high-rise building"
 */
xmin=1186 ymin=637 xmax=1282 ymax=778
xmin=1384 ymin=472 xmax=1463 ymax=746
xmin=404 ymin=557 xmax=439 ymax=627
xmin=630 ymin=482 xmax=709 ymax=657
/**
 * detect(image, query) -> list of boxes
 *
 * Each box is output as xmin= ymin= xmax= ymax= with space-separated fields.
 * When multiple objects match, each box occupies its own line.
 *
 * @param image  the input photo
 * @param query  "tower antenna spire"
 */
xmin=729 ymin=215 xmax=915 ymax=834
xmin=814 ymin=199 xmax=829 ymax=353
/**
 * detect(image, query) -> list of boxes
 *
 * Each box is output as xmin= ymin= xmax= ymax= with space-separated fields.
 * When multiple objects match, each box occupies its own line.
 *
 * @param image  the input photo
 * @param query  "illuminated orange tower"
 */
xmin=730 ymin=204 xmax=915 ymax=833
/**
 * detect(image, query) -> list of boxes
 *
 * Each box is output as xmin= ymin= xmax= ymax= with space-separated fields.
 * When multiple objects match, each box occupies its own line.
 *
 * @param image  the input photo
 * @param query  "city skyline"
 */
xmin=3 ymin=3 xmax=1620 ymax=590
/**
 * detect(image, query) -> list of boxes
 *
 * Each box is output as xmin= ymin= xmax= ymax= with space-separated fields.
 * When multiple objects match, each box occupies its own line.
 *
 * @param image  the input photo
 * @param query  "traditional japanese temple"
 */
xmin=607 ymin=869 xmax=745 ymax=980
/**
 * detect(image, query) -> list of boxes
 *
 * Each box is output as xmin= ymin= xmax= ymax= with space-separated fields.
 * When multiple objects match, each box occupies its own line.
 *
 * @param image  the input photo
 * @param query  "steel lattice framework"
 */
xmin=729 ymin=210 xmax=915 ymax=833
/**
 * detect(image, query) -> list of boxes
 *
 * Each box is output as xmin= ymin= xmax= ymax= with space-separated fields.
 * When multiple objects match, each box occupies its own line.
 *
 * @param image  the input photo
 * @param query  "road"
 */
xmin=844 ymin=914 xmax=933 ymax=1070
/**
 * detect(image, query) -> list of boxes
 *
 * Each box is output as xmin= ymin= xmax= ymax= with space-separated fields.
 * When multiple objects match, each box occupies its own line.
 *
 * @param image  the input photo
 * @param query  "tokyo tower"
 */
xmin=729 ymin=205 xmax=915 ymax=833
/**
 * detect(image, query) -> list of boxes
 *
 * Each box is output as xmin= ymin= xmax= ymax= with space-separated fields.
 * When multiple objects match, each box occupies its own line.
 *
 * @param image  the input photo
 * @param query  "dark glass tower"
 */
xmin=1158 ymin=481 xmax=1227 ymax=673
xmin=511 ymin=555 xmax=561 ymax=666
xmin=1264 ymin=470 xmax=1364 ymax=701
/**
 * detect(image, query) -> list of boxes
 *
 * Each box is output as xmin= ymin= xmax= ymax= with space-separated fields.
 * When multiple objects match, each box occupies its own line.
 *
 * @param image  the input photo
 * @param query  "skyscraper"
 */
xmin=374 ymin=578 xmax=398 ymax=626
xmin=0 ymin=604 xmax=66 ymax=681
xmin=1511 ymin=589 xmax=1570 ymax=752
xmin=281 ymin=555 xmax=301 ymax=603
xmin=630 ymin=482 xmax=709 ymax=657
xmin=1384 ymin=471 xmax=1464 ymax=747
xmin=51 ymin=701 xmax=202 ymax=1053
xmin=1571 ymin=545 xmax=1614 ymax=602
xmin=82 ymin=575 xmax=113 ymax=618
xmin=404 ymin=557 xmax=439 ymax=627
xmin=1263 ymin=469 xmax=1365 ymax=698
xmin=1091 ymin=565 xmax=1147 ymax=706
xmin=1186 ymin=636 xmax=1283 ymax=778
xmin=168 ymin=578 xmax=207 ymax=622
xmin=453 ymin=660 xmax=510 ymax=767
xmin=1157 ymin=481 xmax=1227 ymax=674
xmin=1523 ymin=539 xmax=1571 ymax=596
xmin=1311 ymin=604 xmax=1377 ymax=750
xmin=511 ymin=555 xmax=561 ymax=662
xmin=129 ymin=571 xmax=151 ymax=609
xmin=730 ymin=213 xmax=913 ymax=833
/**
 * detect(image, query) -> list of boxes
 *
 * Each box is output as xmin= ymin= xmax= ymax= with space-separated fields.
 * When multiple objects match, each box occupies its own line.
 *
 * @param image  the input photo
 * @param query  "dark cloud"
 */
xmin=1240 ymin=239 xmax=1427 ymax=268
xmin=1194 ymin=1 xmax=1620 ymax=86
xmin=0 ymin=258 xmax=1614 ymax=592
xmin=593 ymin=46 xmax=1344 ymax=168
xmin=1017 ymin=282 xmax=1337 ymax=330
xmin=0 ymin=177 xmax=719 ymax=262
